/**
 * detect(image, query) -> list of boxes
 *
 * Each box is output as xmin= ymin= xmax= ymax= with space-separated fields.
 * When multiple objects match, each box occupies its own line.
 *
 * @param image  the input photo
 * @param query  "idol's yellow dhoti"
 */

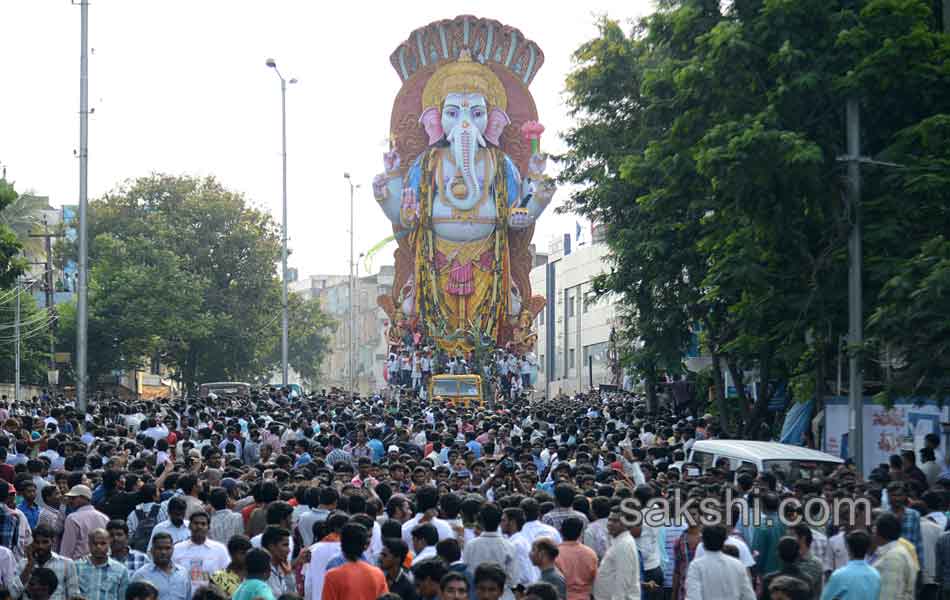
xmin=434 ymin=236 xmax=495 ymax=332
xmin=412 ymin=147 xmax=511 ymax=353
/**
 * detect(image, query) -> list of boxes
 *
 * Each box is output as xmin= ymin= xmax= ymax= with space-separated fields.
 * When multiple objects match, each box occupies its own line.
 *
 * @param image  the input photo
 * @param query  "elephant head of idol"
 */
xmin=418 ymin=51 xmax=510 ymax=211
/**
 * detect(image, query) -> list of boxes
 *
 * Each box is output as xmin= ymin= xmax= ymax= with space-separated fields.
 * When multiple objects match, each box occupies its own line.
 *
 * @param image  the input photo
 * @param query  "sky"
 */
xmin=0 ymin=0 xmax=653 ymax=278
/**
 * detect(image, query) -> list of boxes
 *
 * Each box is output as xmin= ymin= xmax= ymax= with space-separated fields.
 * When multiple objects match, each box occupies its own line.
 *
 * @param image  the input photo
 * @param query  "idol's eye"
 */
xmin=472 ymin=108 xmax=485 ymax=119
xmin=445 ymin=108 xmax=459 ymax=119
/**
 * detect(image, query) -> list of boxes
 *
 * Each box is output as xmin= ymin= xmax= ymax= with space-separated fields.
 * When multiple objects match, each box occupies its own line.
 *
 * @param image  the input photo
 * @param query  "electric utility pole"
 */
xmin=76 ymin=0 xmax=90 ymax=413
xmin=29 ymin=222 xmax=64 ymax=381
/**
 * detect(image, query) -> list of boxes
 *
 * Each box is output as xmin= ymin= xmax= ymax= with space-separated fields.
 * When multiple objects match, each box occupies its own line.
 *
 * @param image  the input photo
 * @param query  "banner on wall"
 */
xmin=824 ymin=396 xmax=949 ymax=476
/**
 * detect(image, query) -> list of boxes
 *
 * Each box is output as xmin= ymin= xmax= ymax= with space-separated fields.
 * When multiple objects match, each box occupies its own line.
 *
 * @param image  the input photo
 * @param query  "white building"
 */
xmin=291 ymin=274 xmax=349 ymax=301
xmin=530 ymin=228 xmax=618 ymax=397
xmin=313 ymin=265 xmax=394 ymax=394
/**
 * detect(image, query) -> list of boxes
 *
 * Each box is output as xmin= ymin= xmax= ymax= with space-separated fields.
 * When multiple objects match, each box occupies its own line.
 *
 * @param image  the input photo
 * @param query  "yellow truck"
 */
xmin=429 ymin=374 xmax=484 ymax=408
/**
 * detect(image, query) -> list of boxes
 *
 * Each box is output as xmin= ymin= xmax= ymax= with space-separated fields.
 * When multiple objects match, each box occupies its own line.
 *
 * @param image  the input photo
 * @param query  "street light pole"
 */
xmin=76 ymin=0 xmax=90 ymax=413
xmin=355 ymin=251 xmax=365 ymax=394
xmin=344 ymin=174 xmax=355 ymax=399
xmin=14 ymin=278 xmax=20 ymax=405
xmin=845 ymin=99 xmax=864 ymax=475
xmin=266 ymin=58 xmax=296 ymax=387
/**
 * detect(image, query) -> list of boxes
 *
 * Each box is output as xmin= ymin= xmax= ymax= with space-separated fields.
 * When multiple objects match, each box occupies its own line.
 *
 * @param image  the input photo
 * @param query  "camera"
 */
xmin=500 ymin=458 xmax=517 ymax=474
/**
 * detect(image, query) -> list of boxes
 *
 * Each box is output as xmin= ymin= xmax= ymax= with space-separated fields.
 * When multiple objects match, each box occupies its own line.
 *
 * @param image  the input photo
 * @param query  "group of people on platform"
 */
xmin=385 ymin=349 xmax=538 ymax=399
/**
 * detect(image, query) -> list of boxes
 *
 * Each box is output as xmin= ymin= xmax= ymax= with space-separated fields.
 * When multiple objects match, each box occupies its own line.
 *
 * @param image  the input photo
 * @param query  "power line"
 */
xmin=0 ymin=311 xmax=52 ymax=331
xmin=0 ymin=315 xmax=58 ymax=344
xmin=0 ymin=271 xmax=55 ymax=308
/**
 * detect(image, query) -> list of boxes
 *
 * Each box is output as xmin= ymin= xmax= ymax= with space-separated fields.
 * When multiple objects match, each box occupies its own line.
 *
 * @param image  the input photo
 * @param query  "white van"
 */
xmin=687 ymin=440 xmax=844 ymax=479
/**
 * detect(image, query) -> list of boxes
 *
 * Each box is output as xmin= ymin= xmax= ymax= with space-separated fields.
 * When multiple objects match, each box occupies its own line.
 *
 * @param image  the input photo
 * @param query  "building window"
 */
xmin=539 ymin=355 xmax=544 ymax=372
xmin=583 ymin=342 xmax=610 ymax=385
xmin=568 ymin=295 xmax=575 ymax=318
xmin=569 ymin=348 xmax=576 ymax=368
xmin=540 ymin=311 xmax=544 ymax=326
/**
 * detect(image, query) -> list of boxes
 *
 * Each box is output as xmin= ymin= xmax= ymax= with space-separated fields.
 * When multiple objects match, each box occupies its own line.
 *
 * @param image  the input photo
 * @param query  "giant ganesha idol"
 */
xmin=373 ymin=16 xmax=553 ymax=354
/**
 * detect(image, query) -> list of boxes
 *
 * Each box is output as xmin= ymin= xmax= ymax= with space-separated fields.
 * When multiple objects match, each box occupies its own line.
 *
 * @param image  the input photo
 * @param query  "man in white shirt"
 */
xmin=685 ymin=524 xmax=754 ymax=599
xmin=412 ymin=425 xmax=428 ymax=450
xmin=463 ymin=504 xmax=521 ymax=600
xmin=694 ymin=529 xmax=756 ymax=569
xmin=639 ymin=426 xmax=656 ymax=448
xmin=171 ymin=511 xmax=229 ymax=592
xmin=401 ymin=486 xmax=455 ymax=546
xmin=142 ymin=419 xmax=170 ymax=443
xmin=519 ymin=499 xmax=562 ymax=545
xmin=593 ymin=509 xmax=642 ymax=600
xmin=825 ymin=528 xmax=850 ymax=574
xmin=497 ymin=356 xmax=509 ymax=380
xmin=411 ymin=353 xmax=422 ymax=392
xmin=634 ymin=487 xmax=664 ymax=595
xmin=37 ymin=440 xmax=65 ymax=473
xmin=501 ymin=507 xmax=537 ymax=585
xmin=921 ymin=448 xmax=942 ymax=488
xmin=148 ymin=497 xmax=191 ymax=551
xmin=387 ymin=355 xmax=399 ymax=385
xmin=920 ymin=491 xmax=944 ymax=597
xmin=520 ymin=356 xmax=533 ymax=389
xmin=410 ymin=523 xmax=439 ymax=565
xmin=425 ymin=443 xmax=444 ymax=467
xmin=420 ymin=353 xmax=432 ymax=386
xmin=304 ymin=512 xmax=346 ymax=600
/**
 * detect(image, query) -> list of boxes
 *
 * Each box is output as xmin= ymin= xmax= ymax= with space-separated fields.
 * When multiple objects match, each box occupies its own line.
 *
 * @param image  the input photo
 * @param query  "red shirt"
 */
xmin=241 ymin=502 xmax=258 ymax=526
xmin=323 ymin=560 xmax=388 ymax=600
xmin=0 ymin=464 xmax=14 ymax=484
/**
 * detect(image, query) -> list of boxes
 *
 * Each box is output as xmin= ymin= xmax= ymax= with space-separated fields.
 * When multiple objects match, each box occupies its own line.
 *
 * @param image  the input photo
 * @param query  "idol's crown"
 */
xmin=390 ymin=15 xmax=545 ymax=87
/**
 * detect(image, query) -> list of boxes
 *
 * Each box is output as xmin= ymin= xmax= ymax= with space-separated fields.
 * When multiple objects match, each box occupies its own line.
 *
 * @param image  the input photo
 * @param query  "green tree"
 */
xmin=867 ymin=115 xmax=950 ymax=399
xmin=56 ymin=174 xmax=332 ymax=392
xmin=0 ymin=180 xmax=43 ymax=384
xmin=0 ymin=286 xmax=52 ymax=385
xmin=0 ymin=191 xmax=49 ymax=257
xmin=562 ymin=0 xmax=950 ymax=432
xmin=0 ymin=180 xmax=27 ymax=290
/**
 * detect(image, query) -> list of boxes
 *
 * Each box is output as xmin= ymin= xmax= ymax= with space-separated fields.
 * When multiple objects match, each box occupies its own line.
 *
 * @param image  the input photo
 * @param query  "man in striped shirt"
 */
xmin=75 ymin=529 xmax=129 ymax=600
xmin=325 ymin=436 xmax=352 ymax=467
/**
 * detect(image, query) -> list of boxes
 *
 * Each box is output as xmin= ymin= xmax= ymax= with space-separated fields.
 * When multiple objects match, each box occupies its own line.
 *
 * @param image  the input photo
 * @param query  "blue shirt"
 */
xmin=76 ymin=557 xmax=129 ymax=600
xmin=368 ymin=439 xmax=385 ymax=463
xmin=294 ymin=452 xmax=313 ymax=468
xmin=326 ymin=553 xmax=369 ymax=570
xmin=821 ymin=559 xmax=881 ymax=600
xmin=900 ymin=507 xmax=924 ymax=570
xmin=466 ymin=440 xmax=483 ymax=459
xmin=132 ymin=563 xmax=192 ymax=600
xmin=113 ymin=549 xmax=149 ymax=574
xmin=18 ymin=501 xmax=39 ymax=529
xmin=233 ymin=578 xmax=276 ymax=600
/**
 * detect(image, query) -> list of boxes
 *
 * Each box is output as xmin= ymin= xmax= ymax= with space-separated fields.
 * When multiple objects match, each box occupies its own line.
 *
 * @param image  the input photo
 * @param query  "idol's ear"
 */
xmin=484 ymin=108 xmax=511 ymax=146
xmin=419 ymin=107 xmax=444 ymax=146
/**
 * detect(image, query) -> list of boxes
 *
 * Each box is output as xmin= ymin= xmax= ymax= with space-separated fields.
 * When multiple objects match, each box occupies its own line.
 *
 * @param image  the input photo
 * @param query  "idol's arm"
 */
xmin=372 ymin=152 xmax=421 ymax=227
xmin=520 ymin=176 xmax=555 ymax=220
xmin=372 ymin=173 xmax=404 ymax=225
xmin=509 ymin=153 xmax=555 ymax=229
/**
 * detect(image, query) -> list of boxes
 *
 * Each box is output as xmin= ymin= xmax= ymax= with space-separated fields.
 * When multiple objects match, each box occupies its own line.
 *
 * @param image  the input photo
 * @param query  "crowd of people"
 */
xmin=0 ymin=383 xmax=943 ymax=600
